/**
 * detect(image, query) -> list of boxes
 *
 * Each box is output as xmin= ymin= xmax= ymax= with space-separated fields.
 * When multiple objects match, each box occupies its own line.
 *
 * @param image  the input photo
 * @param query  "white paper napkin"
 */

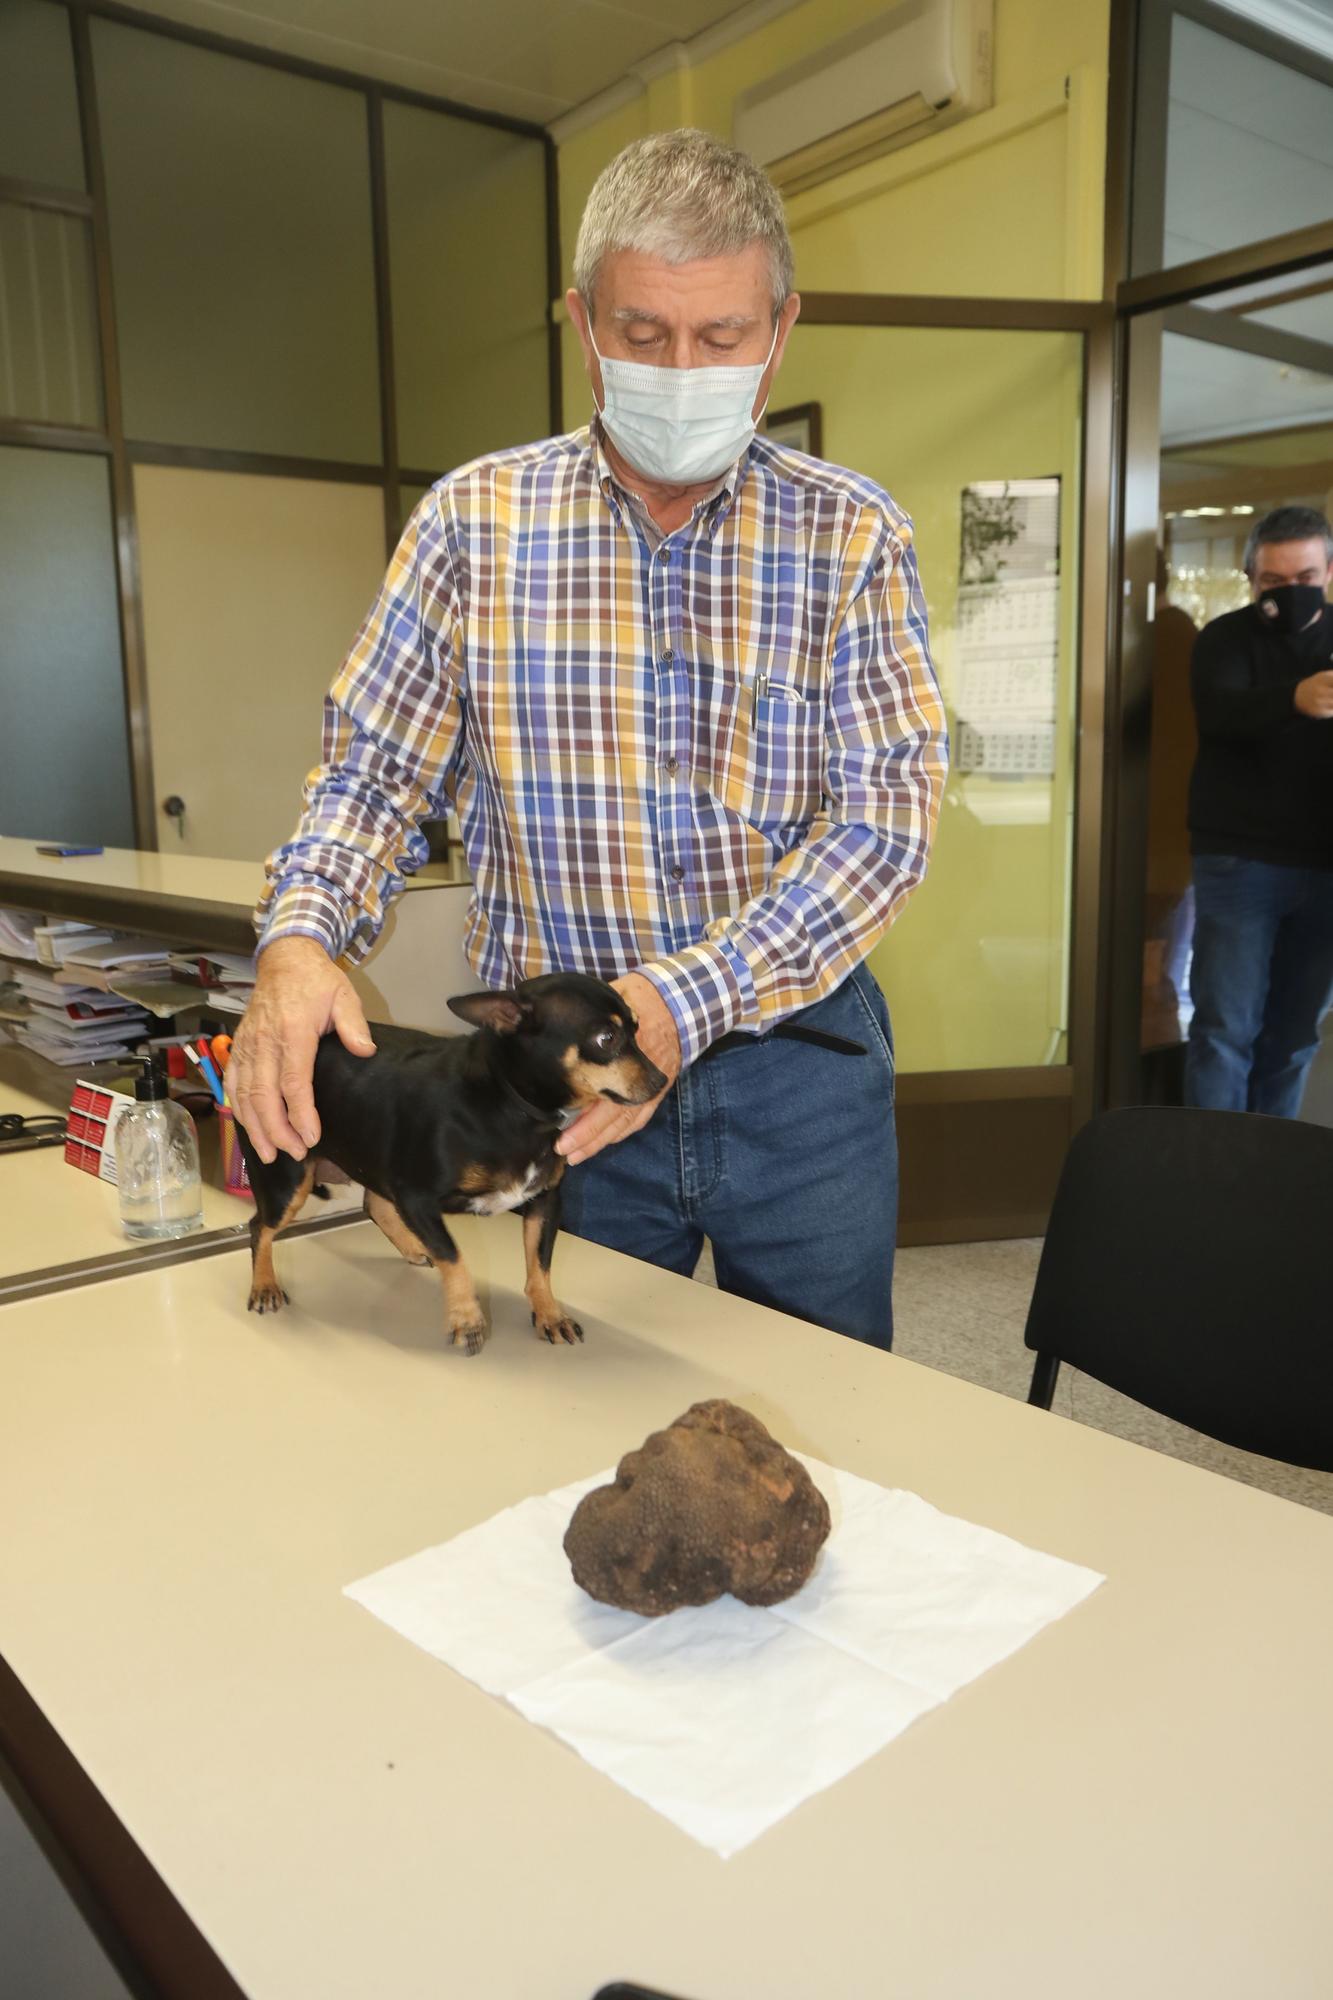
xmin=345 ymin=1457 xmax=1103 ymax=1857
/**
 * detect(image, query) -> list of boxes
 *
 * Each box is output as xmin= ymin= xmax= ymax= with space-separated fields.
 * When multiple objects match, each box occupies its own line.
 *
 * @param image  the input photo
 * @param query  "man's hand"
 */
xmin=556 ymin=972 xmax=681 ymax=1167
xmin=230 ymin=937 xmax=376 ymax=1164
xmin=1294 ymin=670 xmax=1333 ymax=719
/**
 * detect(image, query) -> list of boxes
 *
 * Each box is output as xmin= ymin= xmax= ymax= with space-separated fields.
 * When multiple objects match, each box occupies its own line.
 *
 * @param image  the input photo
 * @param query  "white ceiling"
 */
xmin=1159 ymin=15 xmax=1333 ymax=443
xmin=1204 ymin=267 xmax=1333 ymax=346
xmin=1161 ymin=326 xmax=1333 ymax=448
xmin=116 ymin=0 xmax=770 ymax=124
xmin=1163 ymin=14 xmax=1333 ymax=270
xmin=1207 ymin=0 xmax=1333 ymax=62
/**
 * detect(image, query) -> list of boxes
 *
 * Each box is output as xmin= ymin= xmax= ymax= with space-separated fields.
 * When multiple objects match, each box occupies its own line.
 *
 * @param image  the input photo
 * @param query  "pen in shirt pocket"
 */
xmin=750 ymin=671 xmax=811 ymax=722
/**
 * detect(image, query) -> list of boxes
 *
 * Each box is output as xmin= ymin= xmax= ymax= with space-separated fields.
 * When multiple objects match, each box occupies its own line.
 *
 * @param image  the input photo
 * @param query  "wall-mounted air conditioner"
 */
xmin=733 ymin=0 xmax=994 ymax=198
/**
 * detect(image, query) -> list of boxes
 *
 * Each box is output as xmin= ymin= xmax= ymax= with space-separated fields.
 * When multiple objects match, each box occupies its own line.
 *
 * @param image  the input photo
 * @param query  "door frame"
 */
xmin=1100 ymin=0 xmax=1333 ymax=1109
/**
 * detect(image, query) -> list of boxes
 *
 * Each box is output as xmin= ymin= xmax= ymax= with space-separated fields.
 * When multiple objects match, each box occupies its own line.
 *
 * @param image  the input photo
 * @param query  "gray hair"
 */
xmin=1243 ymin=503 xmax=1333 ymax=577
xmin=573 ymin=128 xmax=795 ymax=320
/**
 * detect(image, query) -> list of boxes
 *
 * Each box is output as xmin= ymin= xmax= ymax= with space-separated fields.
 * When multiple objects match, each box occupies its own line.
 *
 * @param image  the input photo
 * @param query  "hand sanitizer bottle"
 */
xmin=117 ymin=1056 xmax=204 ymax=1240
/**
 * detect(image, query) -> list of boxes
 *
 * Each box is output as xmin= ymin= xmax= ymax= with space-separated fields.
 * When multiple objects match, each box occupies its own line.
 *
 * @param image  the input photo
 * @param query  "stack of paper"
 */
xmin=58 ymin=934 xmax=173 ymax=978
xmin=33 ymin=920 xmax=116 ymax=967
xmin=47 ymin=936 xmax=189 ymax=1021
xmin=0 ymin=959 xmax=28 ymax=1024
xmin=5 ymin=962 xmax=150 ymax=1066
xmin=167 ymin=949 xmax=256 ymax=1016
xmin=0 ymin=908 xmax=42 ymax=961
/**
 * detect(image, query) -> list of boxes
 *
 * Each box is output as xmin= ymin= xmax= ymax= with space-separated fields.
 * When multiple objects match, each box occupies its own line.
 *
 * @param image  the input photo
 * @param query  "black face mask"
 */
xmin=1255 ymin=583 xmax=1327 ymax=635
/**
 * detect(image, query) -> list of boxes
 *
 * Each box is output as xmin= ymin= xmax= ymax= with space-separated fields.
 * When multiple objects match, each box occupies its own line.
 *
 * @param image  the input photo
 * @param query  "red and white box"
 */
xmin=66 ymin=1079 xmax=135 ymax=1184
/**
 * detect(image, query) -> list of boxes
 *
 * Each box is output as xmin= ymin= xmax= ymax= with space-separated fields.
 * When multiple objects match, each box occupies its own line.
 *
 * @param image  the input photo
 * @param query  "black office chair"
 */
xmin=1025 ymin=1105 xmax=1333 ymax=1474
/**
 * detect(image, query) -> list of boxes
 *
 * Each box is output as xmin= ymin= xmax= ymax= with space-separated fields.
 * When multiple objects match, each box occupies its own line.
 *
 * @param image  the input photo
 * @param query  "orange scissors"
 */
xmin=210 ymin=1034 xmax=233 ymax=1074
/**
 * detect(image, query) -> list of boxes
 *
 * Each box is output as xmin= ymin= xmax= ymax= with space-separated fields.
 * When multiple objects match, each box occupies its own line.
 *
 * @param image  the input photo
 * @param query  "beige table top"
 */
xmin=0 ymin=1045 xmax=359 ymax=1295
xmin=2 ymin=1219 xmax=1332 ymax=2000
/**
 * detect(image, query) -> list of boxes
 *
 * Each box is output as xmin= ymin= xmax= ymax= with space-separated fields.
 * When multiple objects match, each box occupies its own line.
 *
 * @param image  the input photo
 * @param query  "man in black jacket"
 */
xmin=1185 ymin=503 xmax=1333 ymax=1115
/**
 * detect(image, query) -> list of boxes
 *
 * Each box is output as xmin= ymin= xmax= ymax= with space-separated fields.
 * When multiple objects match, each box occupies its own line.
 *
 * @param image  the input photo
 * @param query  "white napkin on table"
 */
xmin=345 ymin=1458 xmax=1103 ymax=1857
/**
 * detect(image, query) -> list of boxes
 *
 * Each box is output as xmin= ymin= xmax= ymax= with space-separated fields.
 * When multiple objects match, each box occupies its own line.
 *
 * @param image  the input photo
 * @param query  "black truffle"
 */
xmin=564 ymin=1399 xmax=831 ymax=1615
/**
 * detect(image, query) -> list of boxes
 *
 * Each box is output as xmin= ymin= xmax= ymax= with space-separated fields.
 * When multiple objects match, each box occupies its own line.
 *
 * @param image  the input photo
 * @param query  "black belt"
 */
xmin=699 ymin=1024 xmax=867 ymax=1061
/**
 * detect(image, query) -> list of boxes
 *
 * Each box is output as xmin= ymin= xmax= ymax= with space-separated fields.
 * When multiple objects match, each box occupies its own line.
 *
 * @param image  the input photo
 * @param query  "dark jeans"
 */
xmin=560 ymin=968 xmax=898 ymax=1348
xmin=1186 ymin=854 xmax=1333 ymax=1118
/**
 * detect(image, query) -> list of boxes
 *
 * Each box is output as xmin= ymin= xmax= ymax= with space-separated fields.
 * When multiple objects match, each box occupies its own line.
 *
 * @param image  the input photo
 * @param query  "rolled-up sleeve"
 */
xmin=253 ymin=492 xmax=465 ymax=963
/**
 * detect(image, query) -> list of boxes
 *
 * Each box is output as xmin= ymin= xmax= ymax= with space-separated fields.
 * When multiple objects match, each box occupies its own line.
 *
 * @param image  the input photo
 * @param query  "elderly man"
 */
xmin=1185 ymin=503 xmax=1333 ymax=1116
xmin=232 ymin=129 xmax=947 ymax=1347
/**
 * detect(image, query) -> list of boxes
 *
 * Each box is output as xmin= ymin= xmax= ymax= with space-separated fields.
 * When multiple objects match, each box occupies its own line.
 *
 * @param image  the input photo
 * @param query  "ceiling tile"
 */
xmin=432 ymin=1 xmax=671 ymax=109
xmin=1162 ymin=328 xmax=1333 ymax=446
xmin=589 ymin=0 xmax=747 ymax=30
xmin=1248 ymin=292 xmax=1333 ymax=345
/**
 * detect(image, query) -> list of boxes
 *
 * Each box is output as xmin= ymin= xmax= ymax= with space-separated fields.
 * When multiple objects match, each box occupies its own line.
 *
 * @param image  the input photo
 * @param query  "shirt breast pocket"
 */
xmin=708 ymin=676 xmax=825 ymax=833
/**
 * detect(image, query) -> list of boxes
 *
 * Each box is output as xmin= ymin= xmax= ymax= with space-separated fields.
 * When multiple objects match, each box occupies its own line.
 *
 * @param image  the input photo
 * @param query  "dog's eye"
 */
xmin=592 ymin=1028 xmax=618 ymax=1055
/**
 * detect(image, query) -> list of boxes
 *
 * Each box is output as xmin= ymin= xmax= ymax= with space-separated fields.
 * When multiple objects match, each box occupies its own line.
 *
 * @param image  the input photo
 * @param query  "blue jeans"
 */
xmin=560 ymin=968 xmax=898 ymax=1349
xmin=1186 ymin=854 xmax=1333 ymax=1118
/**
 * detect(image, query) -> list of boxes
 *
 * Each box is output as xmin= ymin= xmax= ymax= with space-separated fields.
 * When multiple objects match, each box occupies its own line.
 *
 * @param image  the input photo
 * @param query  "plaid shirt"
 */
xmin=255 ymin=423 xmax=947 ymax=1067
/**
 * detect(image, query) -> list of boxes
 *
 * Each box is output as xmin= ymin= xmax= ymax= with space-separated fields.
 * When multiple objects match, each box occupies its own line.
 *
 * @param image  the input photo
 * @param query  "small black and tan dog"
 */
xmin=234 ymin=973 xmax=666 ymax=1355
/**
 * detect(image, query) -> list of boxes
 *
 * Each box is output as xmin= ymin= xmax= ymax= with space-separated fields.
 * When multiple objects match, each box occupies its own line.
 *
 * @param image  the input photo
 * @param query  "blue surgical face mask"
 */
xmin=590 ymin=320 xmax=780 ymax=485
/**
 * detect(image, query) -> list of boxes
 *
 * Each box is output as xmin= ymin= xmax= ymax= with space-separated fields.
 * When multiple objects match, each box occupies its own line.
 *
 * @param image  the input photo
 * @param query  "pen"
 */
xmin=750 ymin=670 xmax=768 ymax=722
xmin=185 ymin=1044 xmax=225 ymax=1107
xmin=196 ymin=1038 xmax=227 ymax=1099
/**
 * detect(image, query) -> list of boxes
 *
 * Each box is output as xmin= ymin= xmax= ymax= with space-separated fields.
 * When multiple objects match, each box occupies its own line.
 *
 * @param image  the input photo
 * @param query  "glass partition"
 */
xmin=0 ymin=444 xmax=131 ymax=845
xmin=0 ymin=200 xmax=101 ymax=427
xmin=0 ymin=0 xmax=85 ymax=190
xmin=774 ymin=324 xmax=1084 ymax=1073
xmin=384 ymin=102 xmax=549 ymax=478
xmin=1134 ymin=3 xmax=1333 ymax=275
xmin=92 ymin=18 xmax=381 ymax=460
xmin=1141 ymin=261 xmax=1333 ymax=1060
xmin=399 ymin=482 xmax=431 ymax=529
xmin=1159 ymin=261 xmax=1333 ymax=619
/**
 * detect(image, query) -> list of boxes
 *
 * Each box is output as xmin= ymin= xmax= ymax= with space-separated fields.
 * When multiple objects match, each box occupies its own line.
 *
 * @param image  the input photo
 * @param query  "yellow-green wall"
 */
xmin=767 ymin=325 xmax=1081 ymax=1072
xmin=555 ymin=0 xmax=1107 ymax=1071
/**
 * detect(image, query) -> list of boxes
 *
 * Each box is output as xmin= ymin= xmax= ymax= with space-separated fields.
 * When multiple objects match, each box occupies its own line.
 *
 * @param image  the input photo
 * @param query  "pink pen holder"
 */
xmin=216 ymin=1104 xmax=252 ymax=1200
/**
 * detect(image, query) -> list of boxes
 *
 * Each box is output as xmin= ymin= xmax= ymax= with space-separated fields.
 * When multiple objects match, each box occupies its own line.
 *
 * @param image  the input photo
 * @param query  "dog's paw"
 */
xmin=407 ymin=1252 xmax=432 ymax=1268
xmin=448 ymin=1316 xmax=489 ymax=1357
xmin=532 ymin=1309 xmax=584 ymax=1347
xmin=248 ymin=1283 xmax=289 ymax=1315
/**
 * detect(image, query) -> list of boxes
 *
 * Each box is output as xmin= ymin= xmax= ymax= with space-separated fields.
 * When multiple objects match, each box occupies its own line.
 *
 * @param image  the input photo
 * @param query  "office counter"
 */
xmin=0 ymin=838 xmax=475 ymax=1034
xmin=0 ymin=838 xmax=470 ymax=951
xmin=0 ymin=838 xmax=480 ymax=1297
xmin=1 ymin=1216 xmax=1331 ymax=2000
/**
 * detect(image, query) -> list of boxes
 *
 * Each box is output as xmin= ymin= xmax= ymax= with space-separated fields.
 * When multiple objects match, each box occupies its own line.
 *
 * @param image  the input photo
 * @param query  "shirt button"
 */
xmin=664 ymin=756 xmax=680 ymax=775
xmin=660 ymin=648 xmax=674 ymax=665
xmin=669 ymin=865 xmax=685 ymax=882
xmin=659 ymin=547 xmax=671 ymax=565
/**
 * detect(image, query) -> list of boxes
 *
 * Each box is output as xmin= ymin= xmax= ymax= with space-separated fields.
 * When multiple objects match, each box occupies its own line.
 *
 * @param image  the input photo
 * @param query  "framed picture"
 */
xmin=763 ymin=400 xmax=823 ymax=458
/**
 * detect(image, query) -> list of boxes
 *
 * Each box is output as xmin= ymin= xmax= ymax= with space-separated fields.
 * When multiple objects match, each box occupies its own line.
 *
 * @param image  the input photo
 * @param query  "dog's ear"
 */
xmin=447 ymin=990 xmax=531 ymax=1034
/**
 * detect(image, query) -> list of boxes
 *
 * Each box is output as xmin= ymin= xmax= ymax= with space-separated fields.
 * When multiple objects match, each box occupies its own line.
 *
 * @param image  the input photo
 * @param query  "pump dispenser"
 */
xmin=116 ymin=1056 xmax=204 ymax=1240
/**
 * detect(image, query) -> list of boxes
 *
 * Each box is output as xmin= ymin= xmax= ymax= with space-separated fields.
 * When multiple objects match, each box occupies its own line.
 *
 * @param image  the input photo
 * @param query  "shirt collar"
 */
xmin=586 ymin=416 xmax=751 ymax=537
